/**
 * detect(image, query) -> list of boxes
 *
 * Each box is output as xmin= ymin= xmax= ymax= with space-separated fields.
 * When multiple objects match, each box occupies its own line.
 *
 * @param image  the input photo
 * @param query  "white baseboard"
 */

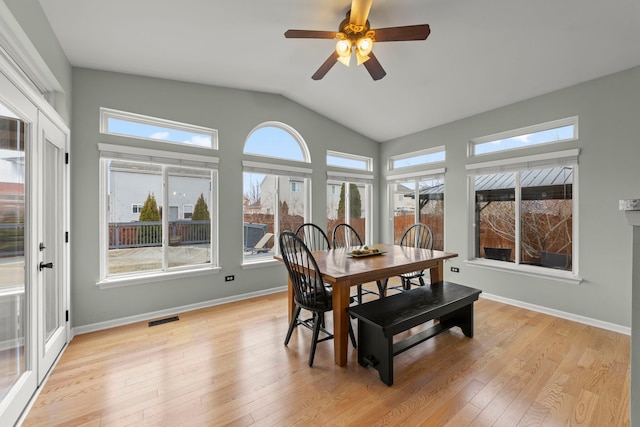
xmin=481 ymin=292 xmax=631 ymax=336
xmin=72 ymin=286 xmax=287 ymax=335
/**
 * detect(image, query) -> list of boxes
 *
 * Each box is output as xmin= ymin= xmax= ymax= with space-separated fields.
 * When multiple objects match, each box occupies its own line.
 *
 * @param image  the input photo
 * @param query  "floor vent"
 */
xmin=148 ymin=316 xmax=179 ymax=327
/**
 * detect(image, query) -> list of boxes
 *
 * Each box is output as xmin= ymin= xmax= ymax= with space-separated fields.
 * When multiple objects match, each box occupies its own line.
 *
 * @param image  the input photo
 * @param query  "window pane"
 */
xmin=167 ymin=166 xmax=212 ymax=269
xmin=244 ymin=126 xmax=305 ymax=161
xmin=327 ymin=182 xmax=368 ymax=243
xmin=472 ymin=123 xmax=576 ymax=155
xmin=0 ymin=110 xmax=26 ymax=399
xmin=278 ymin=176 xmax=306 ymax=239
xmin=327 ymin=153 xmax=370 ymax=170
xmin=392 ymin=180 xmax=416 ymax=244
xmin=108 ymin=160 xmax=163 ymax=275
xmin=520 ymin=167 xmax=573 ymax=270
xmin=106 ymin=117 xmax=213 ymax=148
xmin=390 ymin=148 xmax=445 ymax=170
xmin=418 ymin=178 xmax=444 ymax=251
xmin=475 ymin=172 xmax=516 ymax=261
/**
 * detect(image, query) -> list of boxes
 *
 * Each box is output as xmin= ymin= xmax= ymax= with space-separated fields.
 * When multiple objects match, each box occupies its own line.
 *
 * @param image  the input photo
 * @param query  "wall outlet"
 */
xmin=225 ymin=275 xmax=235 ymax=282
xmin=450 ymin=267 xmax=460 ymax=273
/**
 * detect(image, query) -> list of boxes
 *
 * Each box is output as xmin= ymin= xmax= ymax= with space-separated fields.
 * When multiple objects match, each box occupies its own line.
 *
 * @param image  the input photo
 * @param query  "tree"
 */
xmin=192 ymin=193 xmax=210 ymax=220
xmin=138 ymin=192 xmax=161 ymax=245
xmin=337 ymin=183 xmax=362 ymax=219
xmin=139 ymin=193 xmax=160 ymax=221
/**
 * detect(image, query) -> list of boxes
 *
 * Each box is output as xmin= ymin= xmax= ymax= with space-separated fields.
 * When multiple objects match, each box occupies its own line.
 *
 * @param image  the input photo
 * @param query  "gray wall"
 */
xmin=3 ymin=0 xmax=72 ymax=123
xmin=71 ymin=68 xmax=379 ymax=327
xmin=381 ymin=66 xmax=640 ymax=328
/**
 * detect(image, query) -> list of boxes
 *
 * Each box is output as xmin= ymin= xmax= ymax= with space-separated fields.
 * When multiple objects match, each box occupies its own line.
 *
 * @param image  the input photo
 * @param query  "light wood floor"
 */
xmin=23 ymin=284 xmax=630 ymax=426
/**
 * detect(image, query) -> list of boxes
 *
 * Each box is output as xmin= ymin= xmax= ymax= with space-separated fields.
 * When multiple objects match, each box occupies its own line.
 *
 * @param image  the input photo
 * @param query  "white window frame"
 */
xmin=132 ymin=203 xmax=143 ymax=214
xmin=389 ymin=146 xmax=445 ymax=171
xmin=326 ymin=170 xmax=374 ymax=244
xmin=327 ymin=150 xmax=373 ymax=172
xmin=99 ymin=107 xmax=218 ymax=150
xmin=469 ymin=116 xmax=578 ymax=157
xmin=97 ymin=143 xmax=220 ymax=288
xmin=386 ymin=168 xmax=445 ymax=243
xmin=465 ymin=148 xmax=581 ymax=284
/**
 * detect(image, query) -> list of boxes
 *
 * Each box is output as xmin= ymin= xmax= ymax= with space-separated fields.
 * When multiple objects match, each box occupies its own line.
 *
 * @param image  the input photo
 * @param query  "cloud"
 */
xmin=150 ymin=131 xmax=170 ymax=140
xmin=184 ymin=135 xmax=211 ymax=147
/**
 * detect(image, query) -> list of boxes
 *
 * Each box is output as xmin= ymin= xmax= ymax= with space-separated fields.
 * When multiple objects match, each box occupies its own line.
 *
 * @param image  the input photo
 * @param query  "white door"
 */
xmin=0 ymin=73 xmax=69 ymax=425
xmin=37 ymin=113 xmax=67 ymax=382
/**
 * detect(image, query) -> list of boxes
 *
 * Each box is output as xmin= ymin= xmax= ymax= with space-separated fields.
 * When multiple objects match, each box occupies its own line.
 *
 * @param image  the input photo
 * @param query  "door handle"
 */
xmin=39 ymin=262 xmax=54 ymax=271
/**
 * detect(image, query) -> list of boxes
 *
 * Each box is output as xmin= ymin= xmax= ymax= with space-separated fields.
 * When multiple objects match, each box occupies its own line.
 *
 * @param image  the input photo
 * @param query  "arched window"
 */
xmin=243 ymin=122 xmax=310 ymax=162
xmin=242 ymin=122 xmax=312 ymax=264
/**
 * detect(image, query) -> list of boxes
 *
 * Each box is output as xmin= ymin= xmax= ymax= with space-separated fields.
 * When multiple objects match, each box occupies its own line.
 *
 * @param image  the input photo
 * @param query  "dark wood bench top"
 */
xmin=348 ymin=281 xmax=482 ymax=338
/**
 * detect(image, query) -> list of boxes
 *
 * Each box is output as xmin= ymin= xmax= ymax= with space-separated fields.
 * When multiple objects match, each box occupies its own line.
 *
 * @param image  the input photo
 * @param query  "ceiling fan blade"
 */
xmin=349 ymin=0 xmax=373 ymax=26
xmin=363 ymin=51 xmax=386 ymax=81
xmin=312 ymin=52 xmax=340 ymax=80
xmin=373 ymin=24 xmax=431 ymax=42
xmin=285 ymin=29 xmax=338 ymax=39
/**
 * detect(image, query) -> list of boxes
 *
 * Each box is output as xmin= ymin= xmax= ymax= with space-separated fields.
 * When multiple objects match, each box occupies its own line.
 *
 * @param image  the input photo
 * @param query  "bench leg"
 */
xmin=440 ymin=303 xmax=475 ymax=338
xmin=357 ymin=321 xmax=394 ymax=386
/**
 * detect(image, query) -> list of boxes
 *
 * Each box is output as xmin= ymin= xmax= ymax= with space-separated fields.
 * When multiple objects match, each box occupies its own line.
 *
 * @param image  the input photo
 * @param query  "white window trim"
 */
xmin=97 ymin=144 xmax=219 ymax=288
xmin=100 ymin=107 xmax=219 ymax=150
xmin=468 ymin=116 xmax=578 ymax=157
xmin=326 ymin=150 xmax=373 ymax=172
xmin=466 ymin=149 xmax=580 ymax=283
xmin=389 ymin=146 xmax=445 ymax=171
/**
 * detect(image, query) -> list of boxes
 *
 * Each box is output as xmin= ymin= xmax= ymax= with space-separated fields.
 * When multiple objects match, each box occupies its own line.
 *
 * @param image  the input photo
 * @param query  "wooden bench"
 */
xmin=348 ymin=281 xmax=482 ymax=386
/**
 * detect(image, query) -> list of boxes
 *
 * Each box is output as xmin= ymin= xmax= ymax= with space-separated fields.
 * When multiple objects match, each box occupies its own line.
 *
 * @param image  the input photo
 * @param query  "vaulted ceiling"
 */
xmin=39 ymin=0 xmax=640 ymax=142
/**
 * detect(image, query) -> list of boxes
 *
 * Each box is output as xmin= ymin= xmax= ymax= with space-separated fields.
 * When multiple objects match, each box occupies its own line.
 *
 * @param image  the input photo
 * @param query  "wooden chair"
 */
xmin=332 ymin=223 xmax=384 ymax=303
xmin=279 ymin=231 xmax=356 ymax=366
xmin=396 ymin=223 xmax=434 ymax=290
xmin=295 ymin=223 xmax=331 ymax=252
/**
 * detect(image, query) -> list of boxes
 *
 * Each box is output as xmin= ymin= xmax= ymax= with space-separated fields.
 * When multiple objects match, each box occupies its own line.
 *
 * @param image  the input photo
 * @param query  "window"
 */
xmin=100 ymin=108 xmax=218 ymax=149
xmin=467 ymin=148 xmax=579 ymax=279
xmin=183 ymin=204 xmax=194 ymax=219
xmin=469 ymin=116 xmax=577 ymax=156
xmin=387 ymin=169 xmax=445 ymax=250
xmin=132 ymin=204 xmax=143 ymax=214
xmin=327 ymin=150 xmax=372 ymax=171
xmin=98 ymin=143 xmax=219 ymax=286
xmin=242 ymin=123 xmax=311 ymax=263
xmin=389 ymin=146 xmax=445 ymax=171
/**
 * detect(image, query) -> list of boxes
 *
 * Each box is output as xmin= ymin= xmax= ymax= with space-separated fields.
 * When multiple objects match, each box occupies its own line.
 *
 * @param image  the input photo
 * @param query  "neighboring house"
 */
xmin=108 ymin=161 xmax=210 ymax=223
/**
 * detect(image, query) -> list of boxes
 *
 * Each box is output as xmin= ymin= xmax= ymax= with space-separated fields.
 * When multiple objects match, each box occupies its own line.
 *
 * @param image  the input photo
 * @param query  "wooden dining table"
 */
xmin=276 ymin=243 xmax=458 ymax=366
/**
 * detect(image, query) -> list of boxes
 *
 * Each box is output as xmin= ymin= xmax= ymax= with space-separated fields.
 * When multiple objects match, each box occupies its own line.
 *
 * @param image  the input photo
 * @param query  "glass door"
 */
xmin=0 ymin=74 xmax=38 ymax=425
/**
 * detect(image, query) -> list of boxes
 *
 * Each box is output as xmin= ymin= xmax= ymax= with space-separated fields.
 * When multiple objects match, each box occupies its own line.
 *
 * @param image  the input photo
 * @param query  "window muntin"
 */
xmin=327 ymin=150 xmax=372 ymax=171
xmin=388 ymin=171 xmax=445 ymax=251
xmin=468 ymin=149 xmax=578 ymax=276
xmin=100 ymin=108 xmax=217 ymax=149
xmin=244 ymin=123 xmax=309 ymax=162
xmin=132 ymin=204 xmax=143 ymax=214
xmin=389 ymin=146 xmax=445 ymax=171
xmin=470 ymin=117 xmax=577 ymax=156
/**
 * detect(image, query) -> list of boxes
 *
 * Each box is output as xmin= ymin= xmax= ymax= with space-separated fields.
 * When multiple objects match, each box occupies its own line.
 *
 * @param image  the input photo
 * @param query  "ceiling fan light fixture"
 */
xmin=356 ymin=37 xmax=373 ymax=56
xmin=335 ymin=39 xmax=352 ymax=66
xmin=355 ymin=50 xmax=370 ymax=65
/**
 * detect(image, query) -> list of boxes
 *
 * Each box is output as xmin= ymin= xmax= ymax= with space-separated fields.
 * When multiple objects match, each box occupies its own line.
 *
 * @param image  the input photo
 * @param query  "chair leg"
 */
xmin=376 ymin=279 xmax=387 ymax=297
xmin=349 ymin=320 xmax=357 ymax=348
xmin=357 ymin=284 xmax=364 ymax=304
xmin=284 ymin=305 xmax=301 ymax=346
xmin=309 ymin=312 xmax=322 ymax=367
xmin=418 ymin=275 xmax=425 ymax=286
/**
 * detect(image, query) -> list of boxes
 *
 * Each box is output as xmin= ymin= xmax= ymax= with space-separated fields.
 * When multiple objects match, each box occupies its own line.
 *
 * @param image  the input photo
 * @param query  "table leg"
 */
xmin=430 ymin=260 xmax=444 ymax=283
xmin=332 ymin=282 xmax=351 ymax=366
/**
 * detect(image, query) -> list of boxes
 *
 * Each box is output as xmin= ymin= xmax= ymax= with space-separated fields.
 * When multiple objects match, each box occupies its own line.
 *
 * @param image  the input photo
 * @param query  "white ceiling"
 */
xmin=39 ymin=0 xmax=640 ymax=142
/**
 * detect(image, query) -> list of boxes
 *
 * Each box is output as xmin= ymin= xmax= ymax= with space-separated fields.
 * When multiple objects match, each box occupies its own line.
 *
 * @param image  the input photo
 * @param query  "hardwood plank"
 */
xmin=21 ymin=292 xmax=630 ymax=426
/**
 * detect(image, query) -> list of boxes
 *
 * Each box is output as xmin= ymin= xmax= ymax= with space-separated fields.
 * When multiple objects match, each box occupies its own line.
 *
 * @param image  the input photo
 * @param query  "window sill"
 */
xmin=97 ymin=266 xmax=221 ymax=289
xmin=464 ymin=259 xmax=582 ymax=285
xmin=241 ymin=258 xmax=281 ymax=269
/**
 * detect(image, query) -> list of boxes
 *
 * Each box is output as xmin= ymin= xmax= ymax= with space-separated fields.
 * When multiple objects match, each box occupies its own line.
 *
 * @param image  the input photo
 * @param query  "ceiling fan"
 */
xmin=284 ymin=0 xmax=431 ymax=81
